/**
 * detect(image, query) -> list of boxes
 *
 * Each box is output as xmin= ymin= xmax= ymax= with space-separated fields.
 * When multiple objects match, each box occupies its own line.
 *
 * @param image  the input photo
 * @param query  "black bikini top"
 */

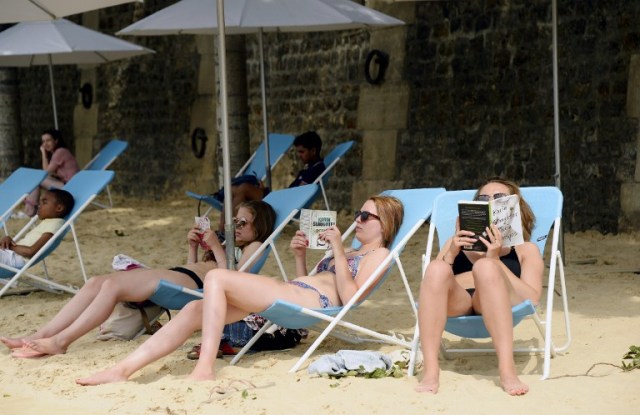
xmin=451 ymin=247 xmax=521 ymax=277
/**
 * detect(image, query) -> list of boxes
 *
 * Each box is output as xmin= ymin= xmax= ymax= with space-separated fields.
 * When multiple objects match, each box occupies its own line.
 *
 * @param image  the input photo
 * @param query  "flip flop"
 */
xmin=11 ymin=346 xmax=47 ymax=359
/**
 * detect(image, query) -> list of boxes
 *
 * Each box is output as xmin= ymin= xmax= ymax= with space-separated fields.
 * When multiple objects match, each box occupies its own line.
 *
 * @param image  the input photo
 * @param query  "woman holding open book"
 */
xmin=76 ymin=194 xmax=403 ymax=385
xmin=416 ymin=177 xmax=543 ymax=396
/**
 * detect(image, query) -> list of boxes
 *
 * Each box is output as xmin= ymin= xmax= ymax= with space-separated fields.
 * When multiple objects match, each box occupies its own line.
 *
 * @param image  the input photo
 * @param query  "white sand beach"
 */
xmin=0 ymin=196 xmax=639 ymax=414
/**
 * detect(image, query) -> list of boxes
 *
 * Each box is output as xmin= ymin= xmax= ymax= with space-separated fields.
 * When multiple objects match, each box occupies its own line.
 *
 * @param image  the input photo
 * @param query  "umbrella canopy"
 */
xmin=117 ymin=0 xmax=404 ymax=188
xmin=117 ymin=0 xmax=404 ymax=35
xmin=0 ymin=19 xmax=154 ymax=127
xmin=0 ymin=0 xmax=143 ymax=24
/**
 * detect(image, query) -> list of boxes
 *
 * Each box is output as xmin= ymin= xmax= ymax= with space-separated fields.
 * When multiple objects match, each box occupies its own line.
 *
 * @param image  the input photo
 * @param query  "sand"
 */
xmin=0 ymin=196 xmax=639 ymax=415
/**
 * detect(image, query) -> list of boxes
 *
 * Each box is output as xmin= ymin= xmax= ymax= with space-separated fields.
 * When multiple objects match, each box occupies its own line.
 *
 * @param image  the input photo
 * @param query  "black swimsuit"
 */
xmin=168 ymin=267 xmax=204 ymax=289
xmin=451 ymin=248 xmax=521 ymax=297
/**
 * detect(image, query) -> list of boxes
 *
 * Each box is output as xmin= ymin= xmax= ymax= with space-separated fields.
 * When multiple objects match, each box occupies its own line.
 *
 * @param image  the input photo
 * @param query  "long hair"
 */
xmin=236 ymin=200 xmax=276 ymax=245
xmin=369 ymin=195 xmax=404 ymax=248
xmin=474 ymin=177 xmax=536 ymax=241
xmin=42 ymin=129 xmax=66 ymax=162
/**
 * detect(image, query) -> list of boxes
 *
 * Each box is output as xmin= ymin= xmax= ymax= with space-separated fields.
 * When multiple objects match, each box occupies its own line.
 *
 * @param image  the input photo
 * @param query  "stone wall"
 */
xmin=400 ymin=0 xmax=639 ymax=232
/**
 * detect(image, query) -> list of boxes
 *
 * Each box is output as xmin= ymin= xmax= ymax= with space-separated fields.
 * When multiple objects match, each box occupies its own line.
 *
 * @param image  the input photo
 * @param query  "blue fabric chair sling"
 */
xmin=83 ymin=139 xmax=128 ymax=209
xmin=0 ymin=170 xmax=115 ymax=298
xmin=0 ymin=168 xmax=48 ymax=235
xmin=186 ymin=133 xmax=295 ymax=214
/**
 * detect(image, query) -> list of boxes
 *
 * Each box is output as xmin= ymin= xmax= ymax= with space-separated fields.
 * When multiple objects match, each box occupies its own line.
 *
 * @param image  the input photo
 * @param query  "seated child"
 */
xmin=0 ymin=189 xmax=74 ymax=268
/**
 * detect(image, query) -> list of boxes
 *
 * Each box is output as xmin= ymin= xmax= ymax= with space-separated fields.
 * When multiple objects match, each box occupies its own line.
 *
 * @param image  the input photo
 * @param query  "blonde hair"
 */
xmin=369 ymin=195 xmax=404 ymax=248
xmin=474 ymin=177 xmax=536 ymax=241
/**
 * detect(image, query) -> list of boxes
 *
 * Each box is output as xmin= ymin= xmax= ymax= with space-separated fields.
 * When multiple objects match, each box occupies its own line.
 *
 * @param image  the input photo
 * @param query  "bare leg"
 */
xmin=14 ymin=268 xmax=200 ymax=356
xmin=416 ymin=261 xmax=472 ymax=394
xmin=472 ymin=258 xmax=529 ymax=396
xmin=189 ymin=268 xmax=323 ymax=381
xmin=76 ymin=300 xmax=205 ymax=386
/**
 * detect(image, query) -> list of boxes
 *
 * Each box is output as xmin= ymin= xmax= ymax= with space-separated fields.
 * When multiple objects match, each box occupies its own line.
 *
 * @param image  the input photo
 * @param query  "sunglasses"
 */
xmin=475 ymin=192 xmax=508 ymax=202
xmin=233 ymin=217 xmax=251 ymax=230
xmin=354 ymin=210 xmax=381 ymax=222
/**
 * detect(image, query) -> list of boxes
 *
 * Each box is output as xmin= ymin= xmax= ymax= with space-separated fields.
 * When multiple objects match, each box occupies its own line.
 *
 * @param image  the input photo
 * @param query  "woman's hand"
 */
xmin=444 ymin=218 xmax=475 ymax=261
xmin=199 ymin=229 xmax=218 ymax=250
xmin=290 ymin=230 xmax=309 ymax=258
xmin=479 ymin=223 xmax=503 ymax=258
xmin=318 ymin=225 xmax=343 ymax=250
xmin=187 ymin=227 xmax=202 ymax=249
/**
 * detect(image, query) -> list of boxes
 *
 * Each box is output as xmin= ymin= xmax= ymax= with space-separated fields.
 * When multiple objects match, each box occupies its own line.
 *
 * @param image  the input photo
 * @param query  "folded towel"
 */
xmin=308 ymin=350 xmax=393 ymax=376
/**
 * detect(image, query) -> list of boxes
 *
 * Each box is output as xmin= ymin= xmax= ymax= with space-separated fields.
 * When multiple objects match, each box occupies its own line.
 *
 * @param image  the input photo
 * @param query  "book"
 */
xmin=299 ymin=208 xmax=337 ymax=249
xmin=457 ymin=194 xmax=524 ymax=252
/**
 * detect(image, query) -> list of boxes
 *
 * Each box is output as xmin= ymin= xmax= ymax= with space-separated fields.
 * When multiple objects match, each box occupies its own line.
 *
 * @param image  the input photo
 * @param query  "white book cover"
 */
xmin=299 ymin=208 xmax=337 ymax=249
xmin=490 ymin=194 xmax=524 ymax=247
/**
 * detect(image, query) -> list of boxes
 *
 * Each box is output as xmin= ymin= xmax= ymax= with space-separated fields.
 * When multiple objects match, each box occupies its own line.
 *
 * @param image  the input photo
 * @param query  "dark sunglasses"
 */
xmin=354 ymin=210 xmax=380 ymax=222
xmin=233 ymin=217 xmax=251 ymax=229
xmin=475 ymin=192 xmax=508 ymax=202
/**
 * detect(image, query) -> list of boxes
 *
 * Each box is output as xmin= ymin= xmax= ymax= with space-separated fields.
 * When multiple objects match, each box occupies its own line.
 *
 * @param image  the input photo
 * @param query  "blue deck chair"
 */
xmin=0 ymin=170 xmax=115 ymax=298
xmin=309 ymin=140 xmax=354 ymax=210
xmin=229 ymin=187 xmax=446 ymax=373
xmin=83 ymin=139 xmax=128 ymax=209
xmin=186 ymin=133 xmax=295 ymax=214
xmin=0 ymin=168 xmax=48 ymax=235
xmin=147 ymin=184 xmax=321 ymax=310
xmin=407 ymin=187 xmax=570 ymax=380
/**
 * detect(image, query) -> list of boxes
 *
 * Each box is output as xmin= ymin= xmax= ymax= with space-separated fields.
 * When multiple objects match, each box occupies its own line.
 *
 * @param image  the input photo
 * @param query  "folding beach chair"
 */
xmin=0 ymin=170 xmax=115 ymax=298
xmin=0 ymin=168 xmax=48 ymax=235
xmin=407 ymin=187 xmax=570 ymax=380
xmin=229 ymin=187 xmax=446 ymax=373
xmin=186 ymin=133 xmax=295 ymax=214
xmin=147 ymin=184 xmax=321 ymax=310
xmin=83 ymin=139 xmax=128 ymax=209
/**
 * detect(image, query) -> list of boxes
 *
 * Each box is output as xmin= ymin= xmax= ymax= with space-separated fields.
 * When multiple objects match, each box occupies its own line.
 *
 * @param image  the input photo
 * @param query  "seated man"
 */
xmin=215 ymin=131 xmax=325 ymax=233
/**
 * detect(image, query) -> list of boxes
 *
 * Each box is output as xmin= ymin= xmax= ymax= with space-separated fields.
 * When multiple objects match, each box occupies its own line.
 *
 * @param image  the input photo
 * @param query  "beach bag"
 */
xmin=97 ymin=301 xmax=171 ymax=341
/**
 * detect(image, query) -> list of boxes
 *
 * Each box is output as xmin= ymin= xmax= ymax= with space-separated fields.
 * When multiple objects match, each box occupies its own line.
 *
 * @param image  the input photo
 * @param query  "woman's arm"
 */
xmin=513 ymin=242 xmax=544 ymax=304
xmin=236 ymin=240 xmax=263 ymax=270
xmin=40 ymin=145 xmax=50 ymax=170
xmin=290 ymin=230 xmax=309 ymax=277
xmin=186 ymin=228 xmax=200 ymax=264
xmin=201 ymin=229 xmax=227 ymax=268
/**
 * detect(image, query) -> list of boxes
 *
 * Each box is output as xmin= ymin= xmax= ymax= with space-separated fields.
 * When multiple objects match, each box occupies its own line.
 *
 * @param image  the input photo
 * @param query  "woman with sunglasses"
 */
xmin=415 ymin=178 xmax=543 ymax=396
xmin=76 ymin=195 xmax=403 ymax=385
xmin=3 ymin=201 xmax=276 ymax=358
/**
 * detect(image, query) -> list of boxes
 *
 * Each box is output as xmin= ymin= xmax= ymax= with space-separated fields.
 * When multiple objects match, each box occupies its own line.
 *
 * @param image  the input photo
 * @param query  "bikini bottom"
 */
xmin=287 ymin=280 xmax=331 ymax=308
xmin=168 ymin=266 xmax=204 ymax=289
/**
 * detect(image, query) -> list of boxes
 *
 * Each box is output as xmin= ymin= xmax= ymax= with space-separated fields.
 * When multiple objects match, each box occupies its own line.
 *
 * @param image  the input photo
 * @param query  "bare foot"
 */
xmin=415 ymin=381 xmax=439 ymax=394
xmin=23 ymin=338 xmax=67 ymax=356
xmin=76 ymin=368 xmax=128 ymax=386
xmin=0 ymin=336 xmax=28 ymax=350
xmin=188 ymin=366 xmax=216 ymax=382
xmin=501 ymin=375 xmax=529 ymax=396
xmin=415 ymin=366 xmax=439 ymax=394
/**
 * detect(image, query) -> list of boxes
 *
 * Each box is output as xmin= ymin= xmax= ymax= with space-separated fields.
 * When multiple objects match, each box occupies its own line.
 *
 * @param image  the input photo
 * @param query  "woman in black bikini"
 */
xmin=76 ymin=194 xmax=403 ymax=385
xmin=415 ymin=178 xmax=543 ymax=396
xmin=1 ymin=200 xmax=275 ymax=358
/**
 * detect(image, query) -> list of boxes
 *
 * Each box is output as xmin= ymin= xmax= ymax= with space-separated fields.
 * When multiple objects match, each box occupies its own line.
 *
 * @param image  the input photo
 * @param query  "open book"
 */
xmin=299 ymin=208 xmax=337 ymax=249
xmin=457 ymin=194 xmax=524 ymax=252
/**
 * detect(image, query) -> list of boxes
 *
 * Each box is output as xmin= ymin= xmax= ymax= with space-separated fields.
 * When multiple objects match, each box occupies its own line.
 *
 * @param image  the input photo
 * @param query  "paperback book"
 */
xmin=457 ymin=194 xmax=524 ymax=251
xmin=299 ymin=208 xmax=337 ymax=249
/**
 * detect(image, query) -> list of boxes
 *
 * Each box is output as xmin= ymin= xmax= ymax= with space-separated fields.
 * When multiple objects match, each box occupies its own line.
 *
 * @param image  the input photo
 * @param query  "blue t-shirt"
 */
xmin=289 ymin=160 xmax=325 ymax=188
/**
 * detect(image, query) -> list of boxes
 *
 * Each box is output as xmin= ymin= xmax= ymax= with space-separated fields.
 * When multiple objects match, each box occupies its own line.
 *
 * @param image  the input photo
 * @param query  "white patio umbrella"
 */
xmin=0 ymin=19 xmax=154 ymax=129
xmin=117 ymin=0 xmax=404 ymax=189
xmin=0 ymin=0 xmax=143 ymax=24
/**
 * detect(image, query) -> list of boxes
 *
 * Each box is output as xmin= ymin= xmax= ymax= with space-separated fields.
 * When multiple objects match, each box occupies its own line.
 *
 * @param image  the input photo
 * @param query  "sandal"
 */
xmin=187 ymin=343 xmax=223 ymax=360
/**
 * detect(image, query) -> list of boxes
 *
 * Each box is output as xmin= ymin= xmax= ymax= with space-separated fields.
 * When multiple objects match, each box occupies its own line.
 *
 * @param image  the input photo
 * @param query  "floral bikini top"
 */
xmin=315 ymin=250 xmax=375 ymax=279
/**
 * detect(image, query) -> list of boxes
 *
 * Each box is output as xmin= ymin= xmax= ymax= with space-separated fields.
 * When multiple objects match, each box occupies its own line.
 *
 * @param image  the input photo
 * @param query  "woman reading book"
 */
xmin=76 ymin=194 xmax=403 ymax=385
xmin=2 ymin=200 xmax=276 ymax=358
xmin=415 ymin=177 xmax=543 ymax=396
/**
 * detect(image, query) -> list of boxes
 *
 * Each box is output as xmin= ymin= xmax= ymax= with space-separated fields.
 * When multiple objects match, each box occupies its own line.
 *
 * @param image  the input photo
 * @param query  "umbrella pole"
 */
xmin=259 ymin=29 xmax=272 ymax=189
xmin=551 ymin=0 xmax=565 ymax=256
xmin=48 ymin=55 xmax=58 ymax=129
xmin=216 ymin=0 xmax=235 ymax=270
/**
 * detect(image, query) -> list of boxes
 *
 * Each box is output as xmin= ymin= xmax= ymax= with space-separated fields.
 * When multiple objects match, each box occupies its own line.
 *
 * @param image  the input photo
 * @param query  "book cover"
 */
xmin=458 ymin=201 xmax=491 ymax=251
xmin=299 ymin=208 xmax=337 ymax=249
xmin=457 ymin=194 xmax=524 ymax=251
